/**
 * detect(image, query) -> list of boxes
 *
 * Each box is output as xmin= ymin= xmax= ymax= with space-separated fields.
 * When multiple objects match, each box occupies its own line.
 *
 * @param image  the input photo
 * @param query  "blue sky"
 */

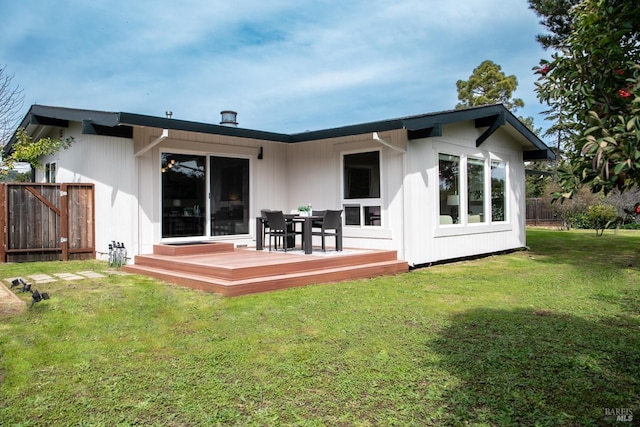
xmin=1 ymin=0 xmax=552 ymax=140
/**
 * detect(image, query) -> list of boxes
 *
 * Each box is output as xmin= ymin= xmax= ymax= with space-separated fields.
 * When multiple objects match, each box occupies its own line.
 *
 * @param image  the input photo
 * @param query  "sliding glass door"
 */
xmin=161 ymin=153 xmax=249 ymax=239
xmin=161 ymin=153 xmax=206 ymax=238
xmin=210 ymin=156 xmax=249 ymax=236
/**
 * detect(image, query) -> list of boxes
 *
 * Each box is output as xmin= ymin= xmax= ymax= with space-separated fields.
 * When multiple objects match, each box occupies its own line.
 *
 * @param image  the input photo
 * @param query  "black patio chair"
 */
xmin=312 ymin=209 xmax=342 ymax=251
xmin=264 ymin=210 xmax=302 ymax=252
xmin=311 ymin=210 xmax=326 ymax=229
xmin=261 ymin=209 xmax=276 ymax=249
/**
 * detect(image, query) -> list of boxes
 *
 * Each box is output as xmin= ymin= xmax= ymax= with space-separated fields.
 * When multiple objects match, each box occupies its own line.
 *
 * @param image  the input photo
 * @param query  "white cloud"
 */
xmin=1 ymin=0 xmax=552 ymax=137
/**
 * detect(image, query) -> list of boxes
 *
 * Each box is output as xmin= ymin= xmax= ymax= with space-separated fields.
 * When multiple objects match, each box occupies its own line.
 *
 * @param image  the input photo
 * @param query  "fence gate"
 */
xmin=0 ymin=183 xmax=95 ymax=263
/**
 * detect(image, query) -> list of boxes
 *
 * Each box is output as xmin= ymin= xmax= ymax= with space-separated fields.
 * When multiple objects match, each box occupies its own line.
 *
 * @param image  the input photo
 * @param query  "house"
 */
xmin=5 ymin=103 xmax=554 ymax=268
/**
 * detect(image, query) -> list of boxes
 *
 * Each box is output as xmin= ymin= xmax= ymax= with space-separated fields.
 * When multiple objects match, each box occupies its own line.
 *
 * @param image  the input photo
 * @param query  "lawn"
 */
xmin=1 ymin=228 xmax=639 ymax=426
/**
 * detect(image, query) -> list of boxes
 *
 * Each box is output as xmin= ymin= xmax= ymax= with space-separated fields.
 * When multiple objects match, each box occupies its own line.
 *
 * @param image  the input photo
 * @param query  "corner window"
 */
xmin=467 ymin=158 xmax=485 ymax=223
xmin=439 ymin=153 xmax=508 ymax=226
xmin=491 ymin=160 xmax=506 ymax=221
xmin=343 ymin=151 xmax=381 ymax=226
xmin=439 ymin=154 xmax=460 ymax=224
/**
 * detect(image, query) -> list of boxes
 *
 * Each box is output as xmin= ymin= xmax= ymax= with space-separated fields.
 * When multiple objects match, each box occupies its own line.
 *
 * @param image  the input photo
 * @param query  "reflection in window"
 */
xmin=343 ymin=151 xmax=381 ymax=226
xmin=467 ymin=158 xmax=485 ymax=223
xmin=161 ymin=153 xmax=206 ymax=238
xmin=344 ymin=151 xmax=380 ymax=199
xmin=491 ymin=161 xmax=506 ymax=221
xmin=210 ymin=156 xmax=249 ymax=236
xmin=344 ymin=205 xmax=361 ymax=226
xmin=45 ymin=162 xmax=56 ymax=183
xmin=439 ymin=154 xmax=460 ymax=224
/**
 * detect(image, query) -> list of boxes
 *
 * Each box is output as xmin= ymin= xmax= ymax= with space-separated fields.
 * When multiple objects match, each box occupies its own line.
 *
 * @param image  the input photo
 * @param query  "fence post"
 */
xmin=60 ymin=183 xmax=69 ymax=261
xmin=0 ymin=184 xmax=5 ymax=263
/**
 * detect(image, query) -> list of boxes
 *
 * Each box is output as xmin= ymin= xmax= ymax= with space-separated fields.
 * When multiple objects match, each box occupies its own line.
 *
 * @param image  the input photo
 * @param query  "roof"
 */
xmin=5 ymin=104 xmax=555 ymax=160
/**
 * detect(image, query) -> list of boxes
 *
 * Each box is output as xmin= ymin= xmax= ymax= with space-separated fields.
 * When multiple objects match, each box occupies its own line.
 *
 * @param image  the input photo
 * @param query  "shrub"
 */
xmin=585 ymin=204 xmax=618 ymax=236
xmin=566 ymin=212 xmax=591 ymax=229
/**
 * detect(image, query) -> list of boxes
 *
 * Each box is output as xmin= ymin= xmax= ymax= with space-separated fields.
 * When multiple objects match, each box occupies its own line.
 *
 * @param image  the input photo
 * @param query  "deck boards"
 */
xmin=123 ymin=244 xmax=408 ymax=296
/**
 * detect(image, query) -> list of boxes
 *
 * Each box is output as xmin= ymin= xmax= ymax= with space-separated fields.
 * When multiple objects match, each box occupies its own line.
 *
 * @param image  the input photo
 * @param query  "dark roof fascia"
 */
xmin=290 ymin=119 xmax=404 ymax=142
xmin=30 ymin=104 xmax=121 ymax=127
xmin=116 ymin=112 xmax=293 ymax=143
xmin=401 ymin=105 xmax=555 ymax=160
xmin=6 ymin=104 xmax=554 ymax=160
xmin=3 ymin=105 xmax=123 ymax=155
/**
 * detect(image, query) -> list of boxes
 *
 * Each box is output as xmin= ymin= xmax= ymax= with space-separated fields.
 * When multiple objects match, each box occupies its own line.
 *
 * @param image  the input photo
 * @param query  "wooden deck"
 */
xmin=123 ymin=242 xmax=409 ymax=296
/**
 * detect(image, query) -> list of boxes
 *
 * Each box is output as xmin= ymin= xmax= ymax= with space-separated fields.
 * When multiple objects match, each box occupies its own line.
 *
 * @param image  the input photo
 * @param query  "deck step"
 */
xmin=123 ymin=258 xmax=408 ymax=297
xmin=131 ymin=250 xmax=401 ymax=281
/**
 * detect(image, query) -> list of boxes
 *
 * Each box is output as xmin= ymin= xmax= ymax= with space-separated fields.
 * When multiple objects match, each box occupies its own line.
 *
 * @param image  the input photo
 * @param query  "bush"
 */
xmin=585 ymin=204 xmax=618 ymax=236
xmin=566 ymin=212 xmax=591 ymax=229
xmin=620 ymin=222 xmax=640 ymax=230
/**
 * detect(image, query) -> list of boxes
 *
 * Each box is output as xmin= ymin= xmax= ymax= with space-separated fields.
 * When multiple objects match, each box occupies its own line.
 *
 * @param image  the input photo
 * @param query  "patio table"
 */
xmin=256 ymin=215 xmax=326 ymax=254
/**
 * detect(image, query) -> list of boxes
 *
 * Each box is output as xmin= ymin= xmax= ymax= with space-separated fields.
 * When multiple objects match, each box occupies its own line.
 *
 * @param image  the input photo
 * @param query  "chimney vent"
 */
xmin=220 ymin=110 xmax=238 ymax=127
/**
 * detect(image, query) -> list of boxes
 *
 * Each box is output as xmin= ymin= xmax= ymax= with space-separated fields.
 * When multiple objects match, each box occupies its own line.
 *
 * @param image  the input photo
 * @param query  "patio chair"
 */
xmin=311 ymin=210 xmax=326 ymax=229
xmin=312 ymin=209 xmax=342 ymax=251
xmin=261 ymin=209 xmax=276 ymax=248
xmin=264 ymin=210 xmax=302 ymax=252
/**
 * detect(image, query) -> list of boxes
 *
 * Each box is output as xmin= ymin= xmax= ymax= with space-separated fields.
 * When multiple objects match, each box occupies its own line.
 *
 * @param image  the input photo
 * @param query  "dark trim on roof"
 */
xmin=117 ymin=112 xmax=292 ymax=143
xmin=475 ymin=112 xmax=505 ymax=147
xmin=290 ymin=119 xmax=404 ymax=142
xmin=523 ymin=149 xmax=556 ymax=161
xmin=31 ymin=114 xmax=69 ymax=128
xmin=407 ymin=123 xmax=442 ymax=140
xmin=5 ymin=104 xmax=555 ymax=160
xmin=82 ymin=120 xmax=133 ymax=139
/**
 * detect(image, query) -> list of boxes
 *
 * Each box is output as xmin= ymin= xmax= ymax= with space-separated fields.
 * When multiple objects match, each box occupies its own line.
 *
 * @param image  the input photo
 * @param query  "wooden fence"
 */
xmin=0 ymin=183 xmax=95 ymax=262
xmin=526 ymin=197 xmax=562 ymax=226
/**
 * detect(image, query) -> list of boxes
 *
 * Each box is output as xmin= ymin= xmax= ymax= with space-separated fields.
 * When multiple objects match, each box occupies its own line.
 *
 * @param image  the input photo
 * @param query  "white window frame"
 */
xmin=435 ymin=146 xmax=512 ymax=236
xmin=341 ymin=148 xmax=383 ymax=228
xmin=45 ymin=161 xmax=57 ymax=183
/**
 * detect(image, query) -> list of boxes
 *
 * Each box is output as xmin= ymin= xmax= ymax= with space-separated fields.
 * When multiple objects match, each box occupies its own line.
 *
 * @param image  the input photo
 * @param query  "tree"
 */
xmin=456 ymin=60 xmax=524 ymax=112
xmin=0 ymin=65 xmax=25 ymax=148
xmin=528 ymin=0 xmax=582 ymax=49
xmin=2 ymin=128 xmax=73 ymax=177
xmin=534 ymin=0 xmax=640 ymax=200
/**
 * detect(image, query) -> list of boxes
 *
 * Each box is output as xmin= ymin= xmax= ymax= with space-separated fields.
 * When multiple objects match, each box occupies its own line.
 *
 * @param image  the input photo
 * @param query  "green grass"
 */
xmin=1 ymin=229 xmax=639 ymax=426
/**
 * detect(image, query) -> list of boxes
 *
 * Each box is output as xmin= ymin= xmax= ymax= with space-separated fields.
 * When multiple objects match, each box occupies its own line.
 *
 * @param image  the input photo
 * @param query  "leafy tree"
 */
xmin=534 ymin=0 xmax=640 ymax=200
xmin=585 ymin=204 xmax=618 ymax=236
xmin=2 ymin=128 xmax=73 ymax=177
xmin=528 ymin=0 xmax=582 ymax=49
xmin=526 ymin=172 xmax=551 ymax=198
xmin=0 ymin=65 xmax=24 ymax=148
xmin=456 ymin=60 xmax=524 ymax=112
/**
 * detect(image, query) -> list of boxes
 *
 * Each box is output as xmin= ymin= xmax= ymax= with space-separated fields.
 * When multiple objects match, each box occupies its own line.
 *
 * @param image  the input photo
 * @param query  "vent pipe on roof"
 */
xmin=220 ymin=110 xmax=238 ymax=127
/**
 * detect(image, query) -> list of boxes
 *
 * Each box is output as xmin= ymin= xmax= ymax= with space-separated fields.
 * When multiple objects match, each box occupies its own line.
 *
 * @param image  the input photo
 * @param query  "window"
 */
xmin=343 ymin=151 xmax=381 ymax=226
xmin=467 ymin=158 xmax=485 ymax=223
xmin=491 ymin=160 xmax=506 ymax=221
xmin=438 ymin=153 xmax=508 ymax=226
xmin=439 ymin=154 xmax=460 ymax=224
xmin=45 ymin=162 xmax=56 ymax=183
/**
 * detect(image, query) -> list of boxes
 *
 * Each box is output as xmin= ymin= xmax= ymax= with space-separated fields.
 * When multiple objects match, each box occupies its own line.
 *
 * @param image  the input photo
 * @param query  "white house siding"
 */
xmin=404 ymin=122 xmax=526 ymax=267
xmin=285 ymin=131 xmax=406 ymax=254
xmin=33 ymin=117 xmax=529 ymax=265
xmin=133 ymin=127 xmax=289 ymax=254
xmin=37 ymin=122 xmax=138 ymax=261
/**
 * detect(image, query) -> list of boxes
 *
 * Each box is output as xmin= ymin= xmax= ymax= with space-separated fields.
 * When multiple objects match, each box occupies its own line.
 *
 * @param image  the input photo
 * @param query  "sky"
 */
xmin=1 ymin=0 xmax=552 ymax=140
